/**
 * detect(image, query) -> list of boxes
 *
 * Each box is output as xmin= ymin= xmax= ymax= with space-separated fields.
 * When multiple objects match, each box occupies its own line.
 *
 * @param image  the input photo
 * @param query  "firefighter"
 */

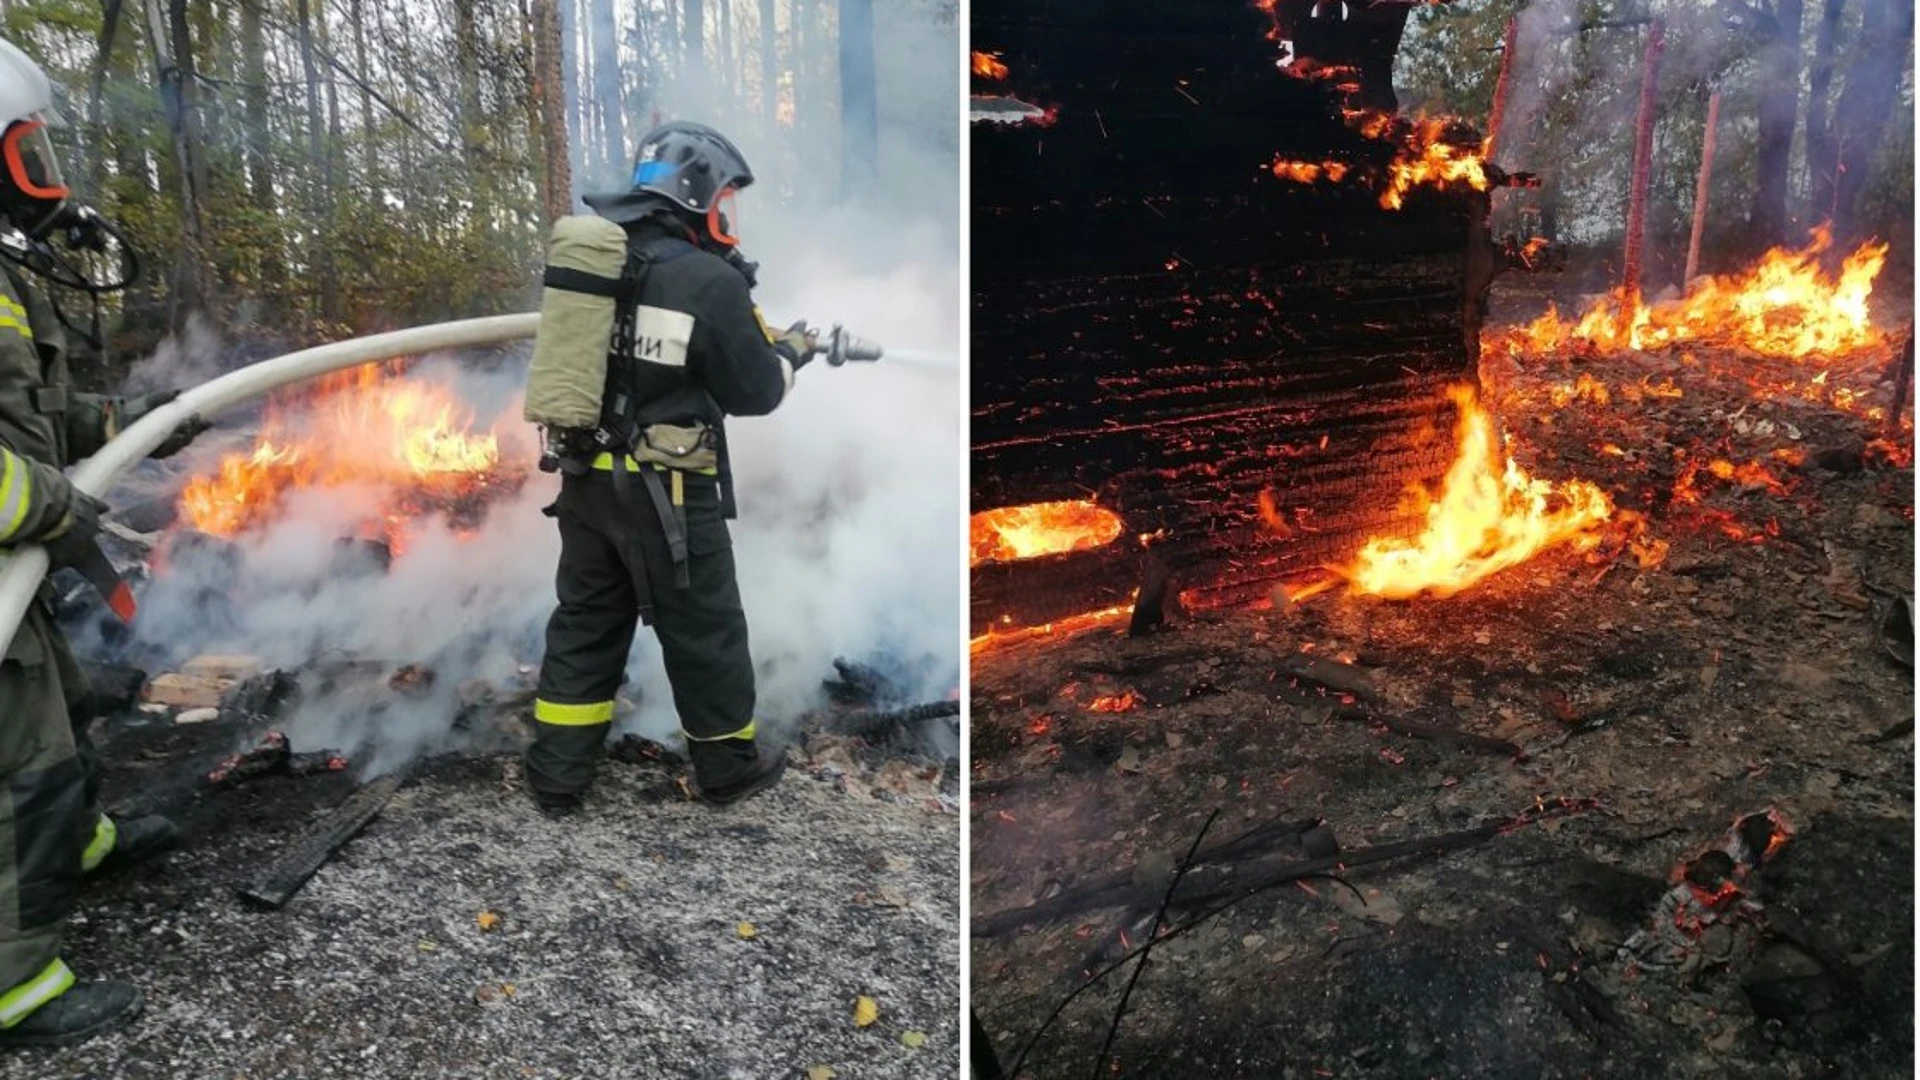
xmin=526 ymin=121 xmax=814 ymax=815
xmin=0 ymin=38 xmax=204 ymax=1044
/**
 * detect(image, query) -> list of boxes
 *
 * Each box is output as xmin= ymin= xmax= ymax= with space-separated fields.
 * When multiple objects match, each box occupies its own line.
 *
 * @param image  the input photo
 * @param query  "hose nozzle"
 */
xmin=820 ymin=324 xmax=884 ymax=366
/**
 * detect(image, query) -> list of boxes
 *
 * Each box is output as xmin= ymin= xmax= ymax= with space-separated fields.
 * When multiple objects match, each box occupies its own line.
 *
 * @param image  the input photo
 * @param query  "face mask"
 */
xmin=1 ymin=117 xmax=69 ymax=237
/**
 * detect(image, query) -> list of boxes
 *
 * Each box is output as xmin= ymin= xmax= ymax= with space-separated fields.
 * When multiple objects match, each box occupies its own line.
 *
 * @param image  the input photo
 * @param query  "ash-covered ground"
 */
xmin=6 ymin=714 xmax=959 ymax=1080
xmin=970 ymin=301 xmax=1913 ymax=1078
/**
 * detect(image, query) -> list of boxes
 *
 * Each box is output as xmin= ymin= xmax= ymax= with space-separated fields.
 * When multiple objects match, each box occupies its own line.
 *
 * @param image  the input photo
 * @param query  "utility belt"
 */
xmin=552 ymin=422 xmax=717 ymax=624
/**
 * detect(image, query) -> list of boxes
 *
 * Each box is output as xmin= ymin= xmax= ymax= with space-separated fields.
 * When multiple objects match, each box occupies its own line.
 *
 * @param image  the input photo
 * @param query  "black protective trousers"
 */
xmin=528 ymin=467 xmax=760 ymax=798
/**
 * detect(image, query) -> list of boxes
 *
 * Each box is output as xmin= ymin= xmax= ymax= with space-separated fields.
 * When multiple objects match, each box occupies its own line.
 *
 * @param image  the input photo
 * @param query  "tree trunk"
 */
xmin=837 ymin=0 xmax=876 ymax=199
xmin=350 ymin=0 xmax=380 ymax=205
xmin=1802 ymin=0 xmax=1846 ymax=223
xmin=238 ymin=0 xmax=283 ymax=296
xmin=1748 ymin=0 xmax=1804 ymax=247
xmin=295 ymin=0 xmax=337 ymax=326
xmin=85 ymin=0 xmax=125 ymax=199
xmin=684 ymin=0 xmax=704 ymax=101
xmin=560 ymin=0 xmax=585 ymax=192
xmin=1831 ymin=0 xmax=1914 ymax=240
xmin=589 ymin=0 xmax=625 ymax=183
xmin=720 ymin=0 xmax=733 ymax=100
xmin=454 ymin=0 xmax=482 ymax=168
xmin=759 ymin=0 xmax=776 ymax=128
xmin=141 ymin=0 xmax=209 ymax=324
xmin=534 ymin=0 xmax=573 ymax=225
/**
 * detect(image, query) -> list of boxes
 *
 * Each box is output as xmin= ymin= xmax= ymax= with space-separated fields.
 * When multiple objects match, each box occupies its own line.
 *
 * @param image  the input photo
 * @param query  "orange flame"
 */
xmin=178 ymin=364 xmax=503 ymax=541
xmin=972 ymin=51 xmax=1009 ymax=80
xmin=1343 ymin=386 xmax=1614 ymax=599
xmin=970 ymin=500 xmax=1124 ymax=565
xmin=1518 ymin=227 xmax=1886 ymax=359
xmin=1269 ymin=113 xmax=1490 ymax=209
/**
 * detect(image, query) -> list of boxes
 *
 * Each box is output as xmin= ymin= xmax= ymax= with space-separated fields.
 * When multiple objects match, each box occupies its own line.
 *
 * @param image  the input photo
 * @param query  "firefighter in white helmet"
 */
xmin=0 ymin=37 xmax=206 ymax=1045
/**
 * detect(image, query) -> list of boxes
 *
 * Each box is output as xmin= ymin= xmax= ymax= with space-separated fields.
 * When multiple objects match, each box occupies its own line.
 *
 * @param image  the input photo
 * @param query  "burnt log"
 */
xmin=236 ymin=770 xmax=406 ymax=909
xmin=972 ymin=0 xmax=1495 ymax=631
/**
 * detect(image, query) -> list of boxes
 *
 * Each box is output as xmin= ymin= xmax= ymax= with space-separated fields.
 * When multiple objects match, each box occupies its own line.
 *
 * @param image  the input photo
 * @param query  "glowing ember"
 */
xmin=970 ymin=500 xmax=1124 ymax=565
xmin=1517 ymin=227 xmax=1887 ymax=359
xmin=1343 ymin=386 xmax=1615 ymax=599
xmin=971 ymin=50 xmax=1009 ymax=80
xmin=1086 ymin=689 xmax=1141 ymax=713
xmin=178 ymin=364 xmax=504 ymax=541
xmin=1270 ymin=158 xmax=1350 ymax=185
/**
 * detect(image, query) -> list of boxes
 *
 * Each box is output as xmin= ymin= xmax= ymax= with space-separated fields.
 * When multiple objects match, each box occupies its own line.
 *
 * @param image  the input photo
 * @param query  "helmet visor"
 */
xmin=707 ymin=187 xmax=742 ymax=247
xmin=3 ymin=118 xmax=68 ymax=202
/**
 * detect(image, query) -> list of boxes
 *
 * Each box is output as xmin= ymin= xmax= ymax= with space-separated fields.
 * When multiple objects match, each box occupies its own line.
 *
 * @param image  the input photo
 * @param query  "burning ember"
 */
xmin=970 ymin=500 xmax=1124 ymax=565
xmin=1270 ymin=113 xmax=1490 ymax=210
xmin=178 ymin=364 xmax=511 ymax=546
xmin=1339 ymin=386 xmax=1616 ymax=599
xmin=1514 ymin=227 xmax=1888 ymax=359
xmin=972 ymin=50 xmax=1009 ymax=80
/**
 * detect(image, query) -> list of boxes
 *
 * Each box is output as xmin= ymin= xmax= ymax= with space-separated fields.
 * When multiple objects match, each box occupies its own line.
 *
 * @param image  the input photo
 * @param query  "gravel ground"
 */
xmin=3 ymin=751 xmax=960 ymax=1080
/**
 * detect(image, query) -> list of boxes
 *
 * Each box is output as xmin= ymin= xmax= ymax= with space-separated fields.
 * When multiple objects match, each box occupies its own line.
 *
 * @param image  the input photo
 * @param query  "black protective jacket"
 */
xmin=606 ymin=217 xmax=799 ymax=518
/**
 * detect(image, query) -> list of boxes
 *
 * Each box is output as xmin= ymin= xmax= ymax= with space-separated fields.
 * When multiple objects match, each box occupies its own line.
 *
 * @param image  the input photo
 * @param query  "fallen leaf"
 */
xmin=477 ymin=910 xmax=502 ymax=932
xmin=901 ymin=1030 xmax=926 ymax=1049
xmin=736 ymin=921 xmax=757 ymax=939
xmin=1115 ymin=745 xmax=1142 ymax=774
xmin=417 ymin=940 xmax=438 ymax=952
xmin=806 ymin=1068 xmax=837 ymax=1080
xmin=853 ymin=995 xmax=879 ymax=1028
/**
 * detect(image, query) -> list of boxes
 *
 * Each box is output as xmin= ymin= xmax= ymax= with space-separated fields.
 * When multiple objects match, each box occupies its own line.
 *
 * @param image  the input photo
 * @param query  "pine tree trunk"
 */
xmin=295 ymin=0 xmax=337 ymax=326
xmin=837 ymin=0 xmax=876 ymax=199
xmin=350 ymin=0 xmax=380 ymax=206
xmin=1831 ymin=0 xmax=1914 ymax=240
xmin=534 ymin=0 xmax=573 ymax=225
xmin=1802 ymin=0 xmax=1846 ymax=223
xmin=759 ymin=0 xmax=776 ymax=128
xmin=141 ymin=0 xmax=210 ymax=324
xmin=1748 ymin=0 xmax=1804 ymax=247
xmin=590 ymin=0 xmax=625 ymax=182
xmin=684 ymin=0 xmax=704 ymax=101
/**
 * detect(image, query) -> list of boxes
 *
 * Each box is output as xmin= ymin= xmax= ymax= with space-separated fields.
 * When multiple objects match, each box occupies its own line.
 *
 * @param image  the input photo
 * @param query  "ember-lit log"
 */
xmin=1685 ymin=90 xmax=1721 ymax=284
xmin=1623 ymin=18 xmax=1666 ymax=304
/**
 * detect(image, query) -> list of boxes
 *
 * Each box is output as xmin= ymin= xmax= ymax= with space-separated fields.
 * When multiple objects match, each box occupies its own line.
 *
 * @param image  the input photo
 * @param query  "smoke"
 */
xmin=85 ymin=47 xmax=959 ymax=775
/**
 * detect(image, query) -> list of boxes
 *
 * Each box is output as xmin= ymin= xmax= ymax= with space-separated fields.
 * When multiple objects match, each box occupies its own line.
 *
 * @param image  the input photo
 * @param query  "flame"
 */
xmin=1269 ymin=113 xmax=1489 ymax=209
xmin=970 ymin=500 xmax=1124 ymax=565
xmin=1343 ymin=386 xmax=1615 ymax=599
xmin=972 ymin=50 xmax=1009 ymax=80
xmin=1379 ymin=117 xmax=1490 ymax=210
xmin=1518 ymin=227 xmax=1886 ymax=359
xmin=1270 ymin=158 xmax=1350 ymax=185
xmin=178 ymin=364 xmax=503 ymax=542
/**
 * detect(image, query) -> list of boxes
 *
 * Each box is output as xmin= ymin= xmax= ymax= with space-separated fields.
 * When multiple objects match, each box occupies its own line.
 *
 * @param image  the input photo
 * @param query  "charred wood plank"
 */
xmin=235 ymin=770 xmax=407 ymax=910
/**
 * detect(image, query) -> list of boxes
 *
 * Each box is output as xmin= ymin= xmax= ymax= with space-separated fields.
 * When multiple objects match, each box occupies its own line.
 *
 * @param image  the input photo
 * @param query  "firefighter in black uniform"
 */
xmin=527 ymin=122 xmax=814 ymax=815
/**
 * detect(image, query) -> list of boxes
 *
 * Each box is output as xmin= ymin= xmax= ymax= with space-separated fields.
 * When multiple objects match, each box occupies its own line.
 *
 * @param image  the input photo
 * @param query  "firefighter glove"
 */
xmin=44 ymin=489 xmax=105 ymax=546
xmin=776 ymin=321 xmax=818 ymax=372
xmin=149 ymin=414 xmax=211 ymax=460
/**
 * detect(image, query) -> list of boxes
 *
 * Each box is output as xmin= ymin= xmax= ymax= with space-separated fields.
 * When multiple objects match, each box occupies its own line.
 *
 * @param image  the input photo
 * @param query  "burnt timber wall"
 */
xmin=972 ymin=0 xmax=1495 ymax=633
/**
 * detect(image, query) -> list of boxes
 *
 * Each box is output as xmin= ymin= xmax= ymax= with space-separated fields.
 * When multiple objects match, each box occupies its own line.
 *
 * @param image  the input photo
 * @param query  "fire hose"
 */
xmin=0 ymin=312 xmax=883 ymax=661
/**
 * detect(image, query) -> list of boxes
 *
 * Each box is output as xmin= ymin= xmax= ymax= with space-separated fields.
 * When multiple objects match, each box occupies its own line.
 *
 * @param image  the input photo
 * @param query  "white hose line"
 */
xmin=0 ymin=313 xmax=539 ymax=661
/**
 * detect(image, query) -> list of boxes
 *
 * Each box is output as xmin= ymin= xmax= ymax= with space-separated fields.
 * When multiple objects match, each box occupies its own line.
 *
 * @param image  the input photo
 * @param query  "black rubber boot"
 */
xmin=88 ymin=816 xmax=178 ymax=876
xmin=697 ymin=746 xmax=788 ymax=808
xmin=533 ymin=789 xmax=581 ymax=819
xmin=0 ymin=981 xmax=142 ymax=1048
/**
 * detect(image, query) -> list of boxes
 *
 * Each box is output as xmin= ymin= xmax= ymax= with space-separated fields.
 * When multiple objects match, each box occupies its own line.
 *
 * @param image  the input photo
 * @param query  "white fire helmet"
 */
xmin=0 ymin=38 xmax=70 ymax=237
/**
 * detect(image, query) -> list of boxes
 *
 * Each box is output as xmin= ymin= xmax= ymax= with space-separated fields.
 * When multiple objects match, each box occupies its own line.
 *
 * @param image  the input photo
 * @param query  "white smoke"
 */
xmin=101 ymin=196 xmax=958 ymax=773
